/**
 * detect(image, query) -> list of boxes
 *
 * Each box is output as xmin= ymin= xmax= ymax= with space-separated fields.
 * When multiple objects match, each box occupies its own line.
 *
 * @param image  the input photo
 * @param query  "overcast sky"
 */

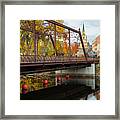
xmin=64 ymin=20 xmax=100 ymax=45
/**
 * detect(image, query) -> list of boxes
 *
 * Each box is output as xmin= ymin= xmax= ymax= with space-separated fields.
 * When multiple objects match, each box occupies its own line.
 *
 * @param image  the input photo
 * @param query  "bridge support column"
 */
xmin=75 ymin=63 xmax=96 ymax=90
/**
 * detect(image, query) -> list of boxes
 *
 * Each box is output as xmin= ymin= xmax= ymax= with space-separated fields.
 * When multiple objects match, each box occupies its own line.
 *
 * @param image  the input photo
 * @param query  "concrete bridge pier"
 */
xmin=54 ymin=63 xmax=100 ymax=90
xmin=76 ymin=63 xmax=96 ymax=90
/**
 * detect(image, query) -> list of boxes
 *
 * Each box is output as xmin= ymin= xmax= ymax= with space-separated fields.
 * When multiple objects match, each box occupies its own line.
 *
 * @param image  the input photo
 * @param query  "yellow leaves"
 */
xmin=35 ymin=20 xmax=44 ymax=32
xmin=56 ymin=20 xmax=64 ymax=24
xmin=35 ymin=26 xmax=40 ymax=31
xmin=20 ymin=20 xmax=34 ymax=30
xmin=47 ymin=41 xmax=55 ymax=56
xmin=35 ymin=20 xmax=40 ymax=25
xmin=55 ymin=20 xmax=64 ymax=33
xmin=37 ymin=39 xmax=43 ymax=55
xmin=35 ymin=25 xmax=44 ymax=32
xmin=56 ymin=26 xmax=64 ymax=33
xmin=20 ymin=30 xmax=34 ymax=55
xmin=56 ymin=40 xmax=61 ymax=50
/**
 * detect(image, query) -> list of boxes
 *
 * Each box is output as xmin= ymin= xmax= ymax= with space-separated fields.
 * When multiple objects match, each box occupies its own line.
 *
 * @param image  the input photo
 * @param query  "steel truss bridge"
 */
xmin=20 ymin=20 xmax=99 ymax=74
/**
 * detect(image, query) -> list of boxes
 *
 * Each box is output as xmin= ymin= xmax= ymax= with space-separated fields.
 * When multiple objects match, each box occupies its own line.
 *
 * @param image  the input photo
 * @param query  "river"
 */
xmin=20 ymin=65 xmax=100 ymax=95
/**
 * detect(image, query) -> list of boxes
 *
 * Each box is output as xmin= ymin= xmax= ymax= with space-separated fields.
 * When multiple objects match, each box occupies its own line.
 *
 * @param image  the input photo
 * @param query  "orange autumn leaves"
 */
xmin=71 ymin=42 xmax=79 ymax=56
xmin=63 ymin=41 xmax=79 ymax=56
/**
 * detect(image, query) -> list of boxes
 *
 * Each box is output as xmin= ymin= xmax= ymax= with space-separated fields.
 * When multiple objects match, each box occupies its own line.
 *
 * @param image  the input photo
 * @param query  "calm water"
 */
xmin=20 ymin=66 xmax=100 ymax=94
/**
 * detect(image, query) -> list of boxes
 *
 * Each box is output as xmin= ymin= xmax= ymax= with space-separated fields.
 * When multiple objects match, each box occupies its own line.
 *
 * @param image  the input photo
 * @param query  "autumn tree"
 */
xmin=20 ymin=20 xmax=66 ymax=58
xmin=71 ymin=42 xmax=79 ymax=56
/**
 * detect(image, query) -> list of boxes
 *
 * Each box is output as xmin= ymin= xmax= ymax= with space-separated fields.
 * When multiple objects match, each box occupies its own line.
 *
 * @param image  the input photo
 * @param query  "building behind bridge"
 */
xmin=92 ymin=35 xmax=100 ymax=57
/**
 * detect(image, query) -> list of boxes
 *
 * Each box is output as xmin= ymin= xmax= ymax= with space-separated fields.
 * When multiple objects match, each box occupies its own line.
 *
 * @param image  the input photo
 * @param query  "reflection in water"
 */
xmin=20 ymin=66 xmax=100 ymax=95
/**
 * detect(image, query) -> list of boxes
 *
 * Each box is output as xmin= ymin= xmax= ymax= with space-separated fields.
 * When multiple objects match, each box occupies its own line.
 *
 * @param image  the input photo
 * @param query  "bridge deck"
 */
xmin=20 ymin=56 xmax=99 ymax=74
xmin=20 ymin=57 xmax=99 ymax=74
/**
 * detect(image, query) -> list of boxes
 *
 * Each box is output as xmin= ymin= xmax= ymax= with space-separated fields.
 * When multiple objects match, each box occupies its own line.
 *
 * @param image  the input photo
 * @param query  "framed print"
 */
xmin=0 ymin=0 xmax=119 ymax=119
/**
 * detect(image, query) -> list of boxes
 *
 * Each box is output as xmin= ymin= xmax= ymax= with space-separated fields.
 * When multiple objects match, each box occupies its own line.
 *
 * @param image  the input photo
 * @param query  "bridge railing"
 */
xmin=20 ymin=55 xmax=99 ymax=64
